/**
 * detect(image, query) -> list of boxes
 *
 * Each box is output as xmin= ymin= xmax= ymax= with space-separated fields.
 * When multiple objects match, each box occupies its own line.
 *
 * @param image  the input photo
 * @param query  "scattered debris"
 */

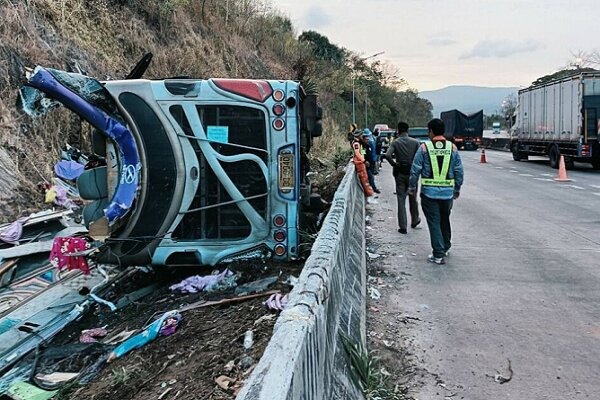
xmin=224 ymin=360 xmax=236 ymax=372
xmin=0 ymin=217 xmax=29 ymax=245
xmin=107 ymin=310 xmax=182 ymax=362
xmin=488 ymin=359 xmax=514 ymax=384
xmin=35 ymin=372 xmax=79 ymax=386
xmin=215 ymin=375 xmax=237 ymax=391
xmin=49 ymin=236 xmax=92 ymax=275
xmin=243 ymin=330 xmax=254 ymax=350
xmin=158 ymin=387 xmax=173 ymax=400
xmin=180 ymin=290 xmax=280 ymax=312
xmin=54 ymin=160 xmax=85 ymax=181
xmin=264 ymin=293 xmax=288 ymax=311
xmin=169 ymin=269 xmax=235 ymax=294
xmin=369 ymin=306 xmax=380 ymax=313
xmin=366 ymin=251 xmax=381 ymax=260
xmin=103 ymin=329 xmax=137 ymax=345
xmin=284 ymin=275 xmax=299 ymax=287
xmin=253 ymin=314 xmax=276 ymax=326
xmin=369 ymin=287 xmax=381 ymax=300
xmin=80 ymin=327 xmax=108 ymax=343
xmin=235 ymin=275 xmax=278 ymax=296
xmin=5 ymin=381 xmax=57 ymax=400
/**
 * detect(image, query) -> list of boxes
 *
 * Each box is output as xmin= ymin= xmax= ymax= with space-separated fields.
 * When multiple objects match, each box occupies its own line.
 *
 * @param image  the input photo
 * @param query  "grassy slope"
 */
xmin=0 ymin=0 xmax=352 ymax=222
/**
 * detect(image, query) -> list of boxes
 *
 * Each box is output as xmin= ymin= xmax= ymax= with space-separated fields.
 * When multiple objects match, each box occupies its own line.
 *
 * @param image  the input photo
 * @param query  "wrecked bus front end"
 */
xmin=19 ymin=68 xmax=322 ymax=266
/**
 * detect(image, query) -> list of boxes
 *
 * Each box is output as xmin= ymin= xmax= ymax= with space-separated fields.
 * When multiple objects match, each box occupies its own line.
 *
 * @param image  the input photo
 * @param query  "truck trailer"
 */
xmin=440 ymin=109 xmax=483 ymax=150
xmin=511 ymin=72 xmax=600 ymax=169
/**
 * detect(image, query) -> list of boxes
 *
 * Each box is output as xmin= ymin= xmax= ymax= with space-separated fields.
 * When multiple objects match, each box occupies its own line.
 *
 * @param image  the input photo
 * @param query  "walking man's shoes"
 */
xmin=374 ymin=188 xmax=381 ymax=194
xmin=411 ymin=219 xmax=421 ymax=229
xmin=427 ymin=254 xmax=445 ymax=265
xmin=398 ymin=228 xmax=408 ymax=234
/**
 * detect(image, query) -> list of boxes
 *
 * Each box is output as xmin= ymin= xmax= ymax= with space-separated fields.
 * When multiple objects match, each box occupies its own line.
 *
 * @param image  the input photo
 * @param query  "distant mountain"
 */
xmin=420 ymin=85 xmax=519 ymax=117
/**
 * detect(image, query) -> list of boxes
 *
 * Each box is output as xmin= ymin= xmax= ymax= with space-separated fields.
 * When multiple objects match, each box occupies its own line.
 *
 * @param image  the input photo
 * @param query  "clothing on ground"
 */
xmin=49 ymin=236 xmax=92 ymax=275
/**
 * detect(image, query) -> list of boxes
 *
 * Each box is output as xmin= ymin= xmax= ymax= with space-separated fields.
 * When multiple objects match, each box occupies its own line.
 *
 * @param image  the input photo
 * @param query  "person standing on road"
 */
xmin=408 ymin=118 xmax=464 ymax=265
xmin=361 ymin=129 xmax=380 ymax=193
xmin=384 ymin=122 xmax=421 ymax=234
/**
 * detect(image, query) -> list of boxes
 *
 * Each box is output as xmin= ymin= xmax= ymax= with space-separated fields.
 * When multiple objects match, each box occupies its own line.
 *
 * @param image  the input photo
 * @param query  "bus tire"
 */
xmin=549 ymin=145 xmax=560 ymax=169
xmin=592 ymin=159 xmax=600 ymax=170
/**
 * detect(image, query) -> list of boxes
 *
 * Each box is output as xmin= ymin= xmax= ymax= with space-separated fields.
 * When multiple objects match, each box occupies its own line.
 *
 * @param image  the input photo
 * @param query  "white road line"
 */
xmin=589 ymin=184 xmax=600 ymax=190
xmin=533 ymin=178 xmax=553 ymax=182
xmin=495 ymin=166 xmax=504 ymax=169
xmin=540 ymin=173 xmax=553 ymax=177
xmin=566 ymin=185 xmax=585 ymax=190
xmin=509 ymin=170 xmax=519 ymax=173
xmin=519 ymin=173 xmax=534 ymax=177
xmin=593 ymin=193 xmax=600 ymax=196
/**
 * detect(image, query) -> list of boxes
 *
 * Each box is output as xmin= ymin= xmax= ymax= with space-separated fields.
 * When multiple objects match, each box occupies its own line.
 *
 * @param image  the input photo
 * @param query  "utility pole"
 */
xmin=352 ymin=51 xmax=384 ymax=126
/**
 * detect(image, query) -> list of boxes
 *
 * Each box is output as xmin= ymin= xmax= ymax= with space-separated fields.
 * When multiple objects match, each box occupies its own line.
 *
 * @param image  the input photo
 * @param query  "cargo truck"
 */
xmin=511 ymin=71 xmax=600 ymax=169
xmin=440 ymin=109 xmax=483 ymax=150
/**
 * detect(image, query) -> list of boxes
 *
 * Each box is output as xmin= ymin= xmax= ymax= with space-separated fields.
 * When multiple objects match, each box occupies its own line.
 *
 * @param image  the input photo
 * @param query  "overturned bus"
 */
xmin=19 ymin=64 xmax=323 ymax=266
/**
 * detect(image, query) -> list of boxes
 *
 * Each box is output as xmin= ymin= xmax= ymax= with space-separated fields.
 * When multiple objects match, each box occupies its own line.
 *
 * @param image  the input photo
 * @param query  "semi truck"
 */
xmin=440 ymin=109 xmax=483 ymax=150
xmin=511 ymin=71 xmax=600 ymax=169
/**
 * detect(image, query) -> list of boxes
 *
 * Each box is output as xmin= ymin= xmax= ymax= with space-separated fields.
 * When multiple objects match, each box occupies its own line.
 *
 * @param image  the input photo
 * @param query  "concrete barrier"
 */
xmin=236 ymin=165 xmax=366 ymax=400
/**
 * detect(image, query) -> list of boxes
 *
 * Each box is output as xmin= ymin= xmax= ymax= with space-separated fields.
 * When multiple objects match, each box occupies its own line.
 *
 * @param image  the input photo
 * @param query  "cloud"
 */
xmin=428 ymin=38 xmax=459 ymax=47
xmin=460 ymin=39 xmax=545 ymax=59
xmin=302 ymin=5 xmax=332 ymax=29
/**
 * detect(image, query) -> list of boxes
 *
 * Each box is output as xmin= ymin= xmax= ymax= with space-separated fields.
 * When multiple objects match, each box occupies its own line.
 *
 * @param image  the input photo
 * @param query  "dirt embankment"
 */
xmin=0 ymin=0 xmax=305 ymax=223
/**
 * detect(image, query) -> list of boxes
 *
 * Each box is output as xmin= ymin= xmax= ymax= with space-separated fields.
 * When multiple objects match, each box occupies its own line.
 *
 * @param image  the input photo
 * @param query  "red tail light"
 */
xmin=274 ymin=230 xmax=286 ymax=242
xmin=273 ymin=104 xmax=285 ymax=116
xmin=273 ymin=89 xmax=285 ymax=102
xmin=273 ymin=118 xmax=285 ymax=130
xmin=273 ymin=215 xmax=286 ymax=227
xmin=274 ymin=244 xmax=286 ymax=256
xmin=212 ymin=79 xmax=273 ymax=102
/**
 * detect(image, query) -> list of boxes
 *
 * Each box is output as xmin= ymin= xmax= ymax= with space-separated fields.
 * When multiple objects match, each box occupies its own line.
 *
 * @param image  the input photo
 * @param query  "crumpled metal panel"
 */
xmin=18 ymin=67 xmax=140 ymax=224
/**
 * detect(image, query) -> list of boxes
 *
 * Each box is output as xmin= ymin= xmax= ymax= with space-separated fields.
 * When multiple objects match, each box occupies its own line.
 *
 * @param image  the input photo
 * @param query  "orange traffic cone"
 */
xmin=480 ymin=147 xmax=487 ymax=163
xmin=554 ymin=155 xmax=571 ymax=182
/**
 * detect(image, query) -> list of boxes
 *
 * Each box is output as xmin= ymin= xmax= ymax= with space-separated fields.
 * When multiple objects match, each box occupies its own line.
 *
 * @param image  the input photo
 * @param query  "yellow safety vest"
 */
xmin=421 ymin=141 xmax=455 ymax=187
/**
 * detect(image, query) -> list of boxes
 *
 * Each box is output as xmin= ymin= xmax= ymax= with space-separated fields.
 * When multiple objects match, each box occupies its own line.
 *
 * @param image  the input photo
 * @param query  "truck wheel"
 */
xmin=592 ymin=160 xmax=600 ymax=170
xmin=565 ymin=158 xmax=575 ymax=170
xmin=549 ymin=145 xmax=560 ymax=169
xmin=511 ymin=143 xmax=527 ymax=161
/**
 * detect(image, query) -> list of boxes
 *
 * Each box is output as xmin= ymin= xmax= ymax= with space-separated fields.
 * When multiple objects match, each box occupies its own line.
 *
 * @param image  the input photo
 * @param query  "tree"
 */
xmin=298 ymin=31 xmax=346 ymax=66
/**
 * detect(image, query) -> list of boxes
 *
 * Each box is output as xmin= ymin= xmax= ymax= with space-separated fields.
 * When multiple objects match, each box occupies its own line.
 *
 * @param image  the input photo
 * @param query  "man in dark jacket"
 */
xmin=384 ymin=122 xmax=421 ymax=234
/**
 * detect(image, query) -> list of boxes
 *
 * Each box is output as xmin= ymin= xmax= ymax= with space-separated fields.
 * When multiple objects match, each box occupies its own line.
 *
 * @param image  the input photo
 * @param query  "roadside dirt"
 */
xmin=364 ymin=202 xmax=435 ymax=400
xmin=49 ymin=261 xmax=303 ymax=400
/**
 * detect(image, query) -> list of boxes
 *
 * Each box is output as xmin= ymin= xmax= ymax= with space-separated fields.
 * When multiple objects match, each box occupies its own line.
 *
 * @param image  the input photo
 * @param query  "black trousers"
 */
xmin=420 ymin=194 xmax=453 ymax=258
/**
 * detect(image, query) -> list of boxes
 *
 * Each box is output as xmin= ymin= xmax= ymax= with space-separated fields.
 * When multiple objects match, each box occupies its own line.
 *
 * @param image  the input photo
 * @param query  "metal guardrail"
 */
xmin=236 ymin=165 xmax=366 ymax=400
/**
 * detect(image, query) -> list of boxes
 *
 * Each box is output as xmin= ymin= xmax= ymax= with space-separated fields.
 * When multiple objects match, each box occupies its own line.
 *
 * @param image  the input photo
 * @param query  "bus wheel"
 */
xmin=549 ymin=145 xmax=560 ymax=169
xmin=592 ymin=159 xmax=600 ymax=170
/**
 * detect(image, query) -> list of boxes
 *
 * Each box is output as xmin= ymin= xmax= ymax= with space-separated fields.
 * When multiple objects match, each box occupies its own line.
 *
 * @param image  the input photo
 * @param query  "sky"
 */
xmin=273 ymin=0 xmax=599 ymax=91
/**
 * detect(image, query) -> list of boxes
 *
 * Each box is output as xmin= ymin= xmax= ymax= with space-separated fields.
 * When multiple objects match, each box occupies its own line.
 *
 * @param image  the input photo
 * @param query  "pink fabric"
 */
xmin=49 ymin=236 xmax=92 ymax=275
xmin=0 ymin=217 xmax=29 ymax=245
xmin=80 ymin=327 xmax=108 ymax=343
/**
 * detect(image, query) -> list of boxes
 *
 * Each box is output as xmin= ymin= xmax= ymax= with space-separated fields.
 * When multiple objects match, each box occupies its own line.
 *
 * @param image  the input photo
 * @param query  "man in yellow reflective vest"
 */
xmin=408 ymin=118 xmax=464 ymax=265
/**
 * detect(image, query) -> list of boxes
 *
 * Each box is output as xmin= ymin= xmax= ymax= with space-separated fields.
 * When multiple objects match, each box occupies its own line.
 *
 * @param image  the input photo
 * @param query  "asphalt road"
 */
xmin=366 ymin=149 xmax=600 ymax=400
